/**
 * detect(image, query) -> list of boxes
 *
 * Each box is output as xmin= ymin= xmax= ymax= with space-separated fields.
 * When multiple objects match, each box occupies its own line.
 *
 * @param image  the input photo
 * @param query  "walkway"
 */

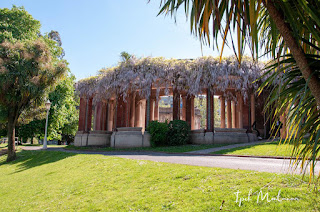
xmin=187 ymin=139 xmax=269 ymax=154
xmin=21 ymin=146 xmax=319 ymax=175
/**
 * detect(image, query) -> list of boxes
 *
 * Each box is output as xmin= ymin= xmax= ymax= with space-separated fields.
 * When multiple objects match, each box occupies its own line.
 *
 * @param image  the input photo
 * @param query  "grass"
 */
xmin=0 ymin=143 xmax=7 ymax=149
xmin=211 ymin=141 xmax=320 ymax=157
xmin=0 ymin=150 xmax=319 ymax=211
xmin=65 ymin=143 xmax=228 ymax=153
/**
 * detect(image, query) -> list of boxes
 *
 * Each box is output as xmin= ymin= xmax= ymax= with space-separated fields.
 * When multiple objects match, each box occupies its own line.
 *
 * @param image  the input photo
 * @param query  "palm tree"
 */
xmin=156 ymin=0 xmax=320 ymax=177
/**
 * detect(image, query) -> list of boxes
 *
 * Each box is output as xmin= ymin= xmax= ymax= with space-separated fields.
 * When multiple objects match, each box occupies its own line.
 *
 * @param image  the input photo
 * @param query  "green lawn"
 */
xmin=211 ymin=141 xmax=319 ymax=157
xmin=0 ymin=143 xmax=7 ymax=149
xmin=65 ymin=143 xmax=230 ymax=153
xmin=0 ymin=150 xmax=319 ymax=211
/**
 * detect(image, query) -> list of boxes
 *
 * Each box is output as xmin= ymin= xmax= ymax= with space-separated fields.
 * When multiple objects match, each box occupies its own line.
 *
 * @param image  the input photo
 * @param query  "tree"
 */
xmin=156 ymin=0 xmax=320 ymax=176
xmin=0 ymin=6 xmax=68 ymax=161
xmin=0 ymin=6 xmax=40 ymax=43
xmin=47 ymin=74 xmax=78 ymax=143
xmin=17 ymin=74 xmax=78 ymax=145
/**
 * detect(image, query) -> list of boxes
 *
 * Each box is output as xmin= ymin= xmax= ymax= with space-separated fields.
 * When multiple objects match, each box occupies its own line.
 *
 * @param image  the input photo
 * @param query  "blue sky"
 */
xmin=0 ymin=0 xmax=238 ymax=80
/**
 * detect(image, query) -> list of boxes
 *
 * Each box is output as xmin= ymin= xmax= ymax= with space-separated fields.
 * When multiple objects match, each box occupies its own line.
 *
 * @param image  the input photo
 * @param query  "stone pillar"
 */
xmin=280 ymin=114 xmax=286 ymax=139
xmin=101 ymin=102 xmax=108 ymax=131
xmin=220 ymin=96 xmax=226 ymax=128
xmin=129 ymin=93 xmax=136 ymax=127
xmin=250 ymin=94 xmax=255 ymax=126
xmin=227 ymin=100 xmax=232 ymax=128
xmin=149 ymin=98 xmax=155 ymax=122
xmin=238 ymin=94 xmax=244 ymax=128
xmin=125 ymin=95 xmax=131 ymax=127
xmin=113 ymin=99 xmax=118 ymax=130
xmin=181 ymin=96 xmax=186 ymax=121
xmin=173 ymin=88 xmax=180 ymax=120
xmin=141 ymin=99 xmax=146 ymax=131
xmin=85 ymin=98 xmax=93 ymax=132
xmin=107 ymin=100 xmax=114 ymax=131
xmin=232 ymin=100 xmax=236 ymax=128
xmin=206 ymin=89 xmax=215 ymax=132
xmin=154 ymin=99 xmax=159 ymax=121
xmin=78 ymin=97 xmax=87 ymax=131
xmin=186 ymin=95 xmax=195 ymax=130
xmin=94 ymin=101 xmax=103 ymax=131
xmin=135 ymin=99 xmax=142 ymax=127
xmin=145 ymin=98 xmax=151 ymax=129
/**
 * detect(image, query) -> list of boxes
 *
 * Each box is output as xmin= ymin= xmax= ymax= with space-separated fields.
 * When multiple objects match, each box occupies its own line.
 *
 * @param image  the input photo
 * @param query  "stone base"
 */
xmin=74 ymin=131 xmax=112 ymax=147
xmin=190 ymin=128 xmax=257 ymax=144
xmin=190 ymin=130 xmax=213 ymax=144
xmin=111 ymin=127 xmax=151 ymax=148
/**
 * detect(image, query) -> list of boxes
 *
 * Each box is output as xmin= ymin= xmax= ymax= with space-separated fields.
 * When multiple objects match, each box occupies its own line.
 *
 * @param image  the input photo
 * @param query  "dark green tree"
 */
xmin=0 ymin=6 xmax=68 ymax=161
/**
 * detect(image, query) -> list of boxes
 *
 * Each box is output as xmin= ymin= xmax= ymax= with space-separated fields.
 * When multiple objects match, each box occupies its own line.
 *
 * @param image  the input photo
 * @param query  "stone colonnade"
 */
xmin=78 ymin=90 xmax=256 ymax=133
xmin=76 ymin=88 xmax=258 ymax=147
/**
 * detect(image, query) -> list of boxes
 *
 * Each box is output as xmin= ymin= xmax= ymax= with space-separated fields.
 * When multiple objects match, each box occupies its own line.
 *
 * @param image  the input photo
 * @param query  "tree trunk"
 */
xmin=7 ymin=115 xmax=16 ymax=162
xmin=263 ymin=0 xmax=320 ymax=107
xmin=30 ymin=136 xmax=33 ymax=145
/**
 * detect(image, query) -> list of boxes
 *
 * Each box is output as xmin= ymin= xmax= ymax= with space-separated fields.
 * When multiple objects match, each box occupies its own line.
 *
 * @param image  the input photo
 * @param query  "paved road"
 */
xmin=21 ymin=146 xmax=319 ymax=175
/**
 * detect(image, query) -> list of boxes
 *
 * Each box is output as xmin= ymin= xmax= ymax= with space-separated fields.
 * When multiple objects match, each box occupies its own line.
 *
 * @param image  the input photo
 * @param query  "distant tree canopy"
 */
xmin=0 ymin=6 xmax=68 ymax=161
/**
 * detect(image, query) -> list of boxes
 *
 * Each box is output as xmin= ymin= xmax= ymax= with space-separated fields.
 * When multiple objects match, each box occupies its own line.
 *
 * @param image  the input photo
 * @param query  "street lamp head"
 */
xmin=45 ymin=99 xmax=51 ymax=110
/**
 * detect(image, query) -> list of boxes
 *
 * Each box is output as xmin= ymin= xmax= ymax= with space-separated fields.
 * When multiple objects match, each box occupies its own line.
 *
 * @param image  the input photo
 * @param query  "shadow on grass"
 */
xmin=64 ymin=143 xmax=231 ymax=153
xmin=0 ymin=150 xmax=77 ymax=174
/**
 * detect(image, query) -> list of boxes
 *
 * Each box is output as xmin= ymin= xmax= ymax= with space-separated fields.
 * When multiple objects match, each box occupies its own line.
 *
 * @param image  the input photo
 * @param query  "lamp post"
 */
xmin=43 ymin=99 xmax=51 ymax=149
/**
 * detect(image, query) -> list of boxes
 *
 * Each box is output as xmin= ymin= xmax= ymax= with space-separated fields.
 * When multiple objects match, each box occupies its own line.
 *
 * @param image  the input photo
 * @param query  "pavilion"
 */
xmin=75 ymin=56 xmax=268 ymax=148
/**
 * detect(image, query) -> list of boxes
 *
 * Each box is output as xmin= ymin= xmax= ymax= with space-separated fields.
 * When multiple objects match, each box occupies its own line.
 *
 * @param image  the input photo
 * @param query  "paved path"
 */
xmin=187 ymin=139 xmax=269 ymax=154
xmin=21 ymin=146 xmax=320 ymax=175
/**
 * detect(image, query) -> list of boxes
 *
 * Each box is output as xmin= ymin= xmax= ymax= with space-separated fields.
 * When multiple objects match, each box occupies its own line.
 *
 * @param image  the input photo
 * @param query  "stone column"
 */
xmin=250 ymin=94 xmax=255 ymax=126
xmin=154 ymin=98 xmax=159 ymax=121
xmin=238 ymin=94 xmax=244 ymax=128
xmin=181 ymin=96 xmax=186 ymax=121
xmin=125 ymin=95 xmax=131 ymax=127
xmin=186 ymin=95 xmax=195 ymax=130
xmin=227 ymin=100 xmax=232 ymax=128
xmin=85 ymin=98 xmax=93 ymax=132
xmin=220 ymin=96 xmax=226 ymax=128
xmin=94 ymin=101 xmax=103 ymax=131
xmin=135 ymin=99 xmax=141 ymax=127
xmin=149 ymin=98 xmax=155 ymax=122
xmin=141 ymin=99 xmax=146 ymax=131
xmin=232 ymin=100 xmax=236 ymax=128
xmin=145 ymin=98 xmax=151 ymax=129
xmin=107 ymin=100 xmax=114 ymax=131
xmin=101 ymin=101 xmax=108 ymax=131
xmin=129 ymin=93 xmax=136 ymax=127
xmin=78 ymin=97 xmax=87 ymax=131
xmin=173 ymin=88 xmax=180 ymax=120
xmin=206 ymin=89 xmax=214 ymax=132
xmin=280 ymin=114 xmax=286 ymax=139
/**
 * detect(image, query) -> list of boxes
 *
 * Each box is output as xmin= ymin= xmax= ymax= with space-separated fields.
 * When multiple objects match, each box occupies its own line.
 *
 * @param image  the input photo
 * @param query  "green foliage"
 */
xmin=0 ymin=6 xmax=41 ymax=43
xmin=147 ymin=121 xmax=169 ymax=147
xmin=259 ymin=54 xmax=320 ymax=178
xmin=0 ymin=6 xmax=68 ymax=160
xmin=17 ymin=74 xmax=78 ymax=142
xmin=167 ymin=120 xmax=190 ymax=146
xmin=48 ymin=74 xmax=79 ymax=141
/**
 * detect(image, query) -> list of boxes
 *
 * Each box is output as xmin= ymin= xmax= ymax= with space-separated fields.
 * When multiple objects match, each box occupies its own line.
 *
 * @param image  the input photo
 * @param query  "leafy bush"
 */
xmin=167 ymin=120 xmax=190 ymax=146
xmin=146 ymin=121 xmax=168 ymax=147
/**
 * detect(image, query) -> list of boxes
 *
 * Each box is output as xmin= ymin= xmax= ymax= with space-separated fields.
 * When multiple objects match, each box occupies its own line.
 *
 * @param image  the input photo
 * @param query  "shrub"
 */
xmin=146 ymin=121 xmax=169 ymax=147
xmin=167 ymin=120 xmax=190 ymax=146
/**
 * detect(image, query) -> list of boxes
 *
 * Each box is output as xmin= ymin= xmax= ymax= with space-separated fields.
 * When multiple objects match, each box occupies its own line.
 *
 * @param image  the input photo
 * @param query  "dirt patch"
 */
xmin=0 ymin=149 xmax=7 ymax=156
